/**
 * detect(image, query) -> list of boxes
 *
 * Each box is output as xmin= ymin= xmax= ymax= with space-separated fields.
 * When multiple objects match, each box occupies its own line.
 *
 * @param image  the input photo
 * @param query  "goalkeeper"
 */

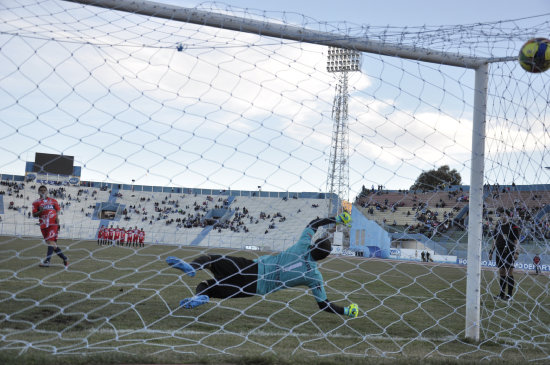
xmin=167 ymin=212 xmax=359 ymax=318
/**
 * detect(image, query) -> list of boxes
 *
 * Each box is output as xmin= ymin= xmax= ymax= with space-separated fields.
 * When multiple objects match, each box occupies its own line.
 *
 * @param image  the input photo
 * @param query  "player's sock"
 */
xmin=507 ymin=275 xmax=514 ymax=298
xmin=498 ymin=275 xmax=507 ymax=298
xmin=179 ymin=295 xmax=209 ymax=309
xmin=166 ymin=256 xmax=196 ymax=277
xmin=45 ymin=245 xmax=54 ymax=263
xmin=54 ymin=247 xmax=67 ymax=261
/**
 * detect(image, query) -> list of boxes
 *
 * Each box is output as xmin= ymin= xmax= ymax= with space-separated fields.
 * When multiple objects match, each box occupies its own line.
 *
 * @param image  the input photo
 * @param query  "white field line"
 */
xmin=0 ymin=327 xmax=541 ymax=347
xmin=0 ymin=326 xmax=459 ymax=343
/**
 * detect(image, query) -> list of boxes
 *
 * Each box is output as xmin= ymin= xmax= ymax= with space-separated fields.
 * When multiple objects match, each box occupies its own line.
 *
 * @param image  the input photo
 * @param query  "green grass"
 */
xmin=0 ymin=236 xmax=548 ymax=364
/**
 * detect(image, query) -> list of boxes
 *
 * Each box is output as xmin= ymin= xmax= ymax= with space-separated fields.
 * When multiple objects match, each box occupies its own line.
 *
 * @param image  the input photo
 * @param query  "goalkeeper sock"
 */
xmin=499 ymin=275 xmax=506 ymax=298
xmin=45 ymin=246 xmax=54 ymax=263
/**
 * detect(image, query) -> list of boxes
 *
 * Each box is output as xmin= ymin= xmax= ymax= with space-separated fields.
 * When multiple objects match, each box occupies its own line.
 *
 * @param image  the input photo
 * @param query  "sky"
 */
xmin=173 ymin=0 xmax=550 ymax=26
xmin=0 ymin=0 xmax=549 ymax=199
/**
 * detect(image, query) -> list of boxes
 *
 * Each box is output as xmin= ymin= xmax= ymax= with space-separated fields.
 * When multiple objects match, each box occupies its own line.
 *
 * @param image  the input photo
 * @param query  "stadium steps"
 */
xmin=190 ymin=226 xmax=213 ymax=246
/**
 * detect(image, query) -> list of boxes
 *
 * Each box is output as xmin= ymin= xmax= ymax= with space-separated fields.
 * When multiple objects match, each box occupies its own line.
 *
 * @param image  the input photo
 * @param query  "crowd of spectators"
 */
xmin=355 ymin=184 xmax=550 ymax=242
xmin=356 ymin=188 xmax=465 ymax=237
xmin=120 ymin=193 xmax=303 ymax=235
xmin=2 ymin=179 xmax=548 ymax=245
xmin=1 ymin=182 xmax=29 ymax=214
xmin=115 ymin=192 xmax=319 ymax=237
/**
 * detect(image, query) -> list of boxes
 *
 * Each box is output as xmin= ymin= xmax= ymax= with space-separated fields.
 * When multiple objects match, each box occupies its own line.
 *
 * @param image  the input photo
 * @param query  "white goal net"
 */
xmin=0 ymin=0 xmax=549 ymax=363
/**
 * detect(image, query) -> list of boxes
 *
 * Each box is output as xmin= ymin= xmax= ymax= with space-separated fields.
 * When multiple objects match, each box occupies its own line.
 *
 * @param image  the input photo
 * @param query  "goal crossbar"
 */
xmin=64 ymin=0 xmax=492 ymax=69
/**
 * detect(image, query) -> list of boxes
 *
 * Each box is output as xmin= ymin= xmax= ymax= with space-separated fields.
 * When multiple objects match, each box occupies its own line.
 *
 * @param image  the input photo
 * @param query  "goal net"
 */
xmin=0 ymin=0 xmax=549 ymax=362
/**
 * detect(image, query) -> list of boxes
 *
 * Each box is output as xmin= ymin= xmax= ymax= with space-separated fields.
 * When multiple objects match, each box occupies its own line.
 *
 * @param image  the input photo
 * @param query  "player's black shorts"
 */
xmin=194 ymin=254 xmax=258 ymax=299
xmin=495 ymin=248 xmax=515 ymax=269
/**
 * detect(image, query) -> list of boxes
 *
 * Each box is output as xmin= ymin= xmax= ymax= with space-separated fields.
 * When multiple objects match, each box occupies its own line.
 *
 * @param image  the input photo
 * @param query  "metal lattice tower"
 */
xmin=326 ymin=47 xmax=361 ymax=216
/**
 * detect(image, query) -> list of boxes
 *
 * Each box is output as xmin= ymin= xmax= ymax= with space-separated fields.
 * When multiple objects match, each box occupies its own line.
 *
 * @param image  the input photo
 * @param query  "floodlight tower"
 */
xmin=326 ymin=47 xmax=361 ymax=216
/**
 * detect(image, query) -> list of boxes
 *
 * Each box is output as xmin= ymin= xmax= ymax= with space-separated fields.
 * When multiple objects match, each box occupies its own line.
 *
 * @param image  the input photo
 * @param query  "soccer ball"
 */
xmin=518 ymin=38 xmax=550 ymax=73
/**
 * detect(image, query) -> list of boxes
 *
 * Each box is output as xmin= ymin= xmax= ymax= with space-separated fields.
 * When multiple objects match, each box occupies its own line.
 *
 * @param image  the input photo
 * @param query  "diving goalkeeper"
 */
xmin=166 ymin=212 xmax=359 ymax=318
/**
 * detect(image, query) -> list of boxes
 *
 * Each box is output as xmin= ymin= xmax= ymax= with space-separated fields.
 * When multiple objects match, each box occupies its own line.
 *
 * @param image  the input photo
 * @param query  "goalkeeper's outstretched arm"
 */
xmin=307 ymin=212 xmax=351 ymax=231
xmin=318 ymin=300 xmax=359 ymax=318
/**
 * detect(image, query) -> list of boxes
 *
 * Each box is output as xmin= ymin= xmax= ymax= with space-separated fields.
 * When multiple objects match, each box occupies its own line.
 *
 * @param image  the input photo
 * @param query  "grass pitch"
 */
xmin=0 ymin=235 xmax=548 ymax=364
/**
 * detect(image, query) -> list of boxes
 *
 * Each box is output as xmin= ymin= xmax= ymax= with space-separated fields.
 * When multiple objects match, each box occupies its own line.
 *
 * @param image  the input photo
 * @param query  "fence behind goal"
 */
xmin=0 ymin=0 xmax=549 ymax=362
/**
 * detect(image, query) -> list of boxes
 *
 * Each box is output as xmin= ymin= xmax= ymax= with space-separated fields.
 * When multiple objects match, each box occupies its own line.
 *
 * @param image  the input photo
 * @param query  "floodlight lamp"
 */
xmin=327 ymin=46 xmax=362 ymax=73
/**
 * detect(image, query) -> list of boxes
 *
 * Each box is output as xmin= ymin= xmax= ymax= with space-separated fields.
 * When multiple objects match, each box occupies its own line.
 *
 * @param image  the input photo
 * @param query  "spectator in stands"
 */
xmin=533 ymin=254 xmax=541 ymax=275
xmin=489 ymin=212 xmax=521 ymax=301
xmin=165 ymin=213 xmax=359 ymax=318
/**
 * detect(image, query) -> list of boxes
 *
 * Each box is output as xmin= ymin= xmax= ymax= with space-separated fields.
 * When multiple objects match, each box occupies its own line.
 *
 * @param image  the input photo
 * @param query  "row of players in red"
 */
xmin=98 ymin=225 xmax=145 ymax=245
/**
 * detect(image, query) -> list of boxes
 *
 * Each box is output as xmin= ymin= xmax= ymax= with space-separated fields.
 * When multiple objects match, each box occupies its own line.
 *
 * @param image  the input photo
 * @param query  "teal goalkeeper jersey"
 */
xmin=255 ymin=227 xmax=327 ymax=302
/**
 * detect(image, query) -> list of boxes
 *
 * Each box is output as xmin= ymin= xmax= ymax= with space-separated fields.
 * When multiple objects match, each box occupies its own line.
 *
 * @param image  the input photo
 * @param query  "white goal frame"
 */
xmin=64 ymin=0 xmax=517 ymax=341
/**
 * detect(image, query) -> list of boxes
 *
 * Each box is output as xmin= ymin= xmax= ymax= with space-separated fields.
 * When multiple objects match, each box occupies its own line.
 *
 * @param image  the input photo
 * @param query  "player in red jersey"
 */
xmin=126 ymin=227 xmax=134 ymax=245
xmin=102 ymin=225 xmax=108 ymax=245
xmin=113 ymin=226 xmax=118 ymax=245
xmin=138 ymin=229 xmax=145 ymax=247
xmin=108 ymin=225 xmax=115 ymax=245
xmin=32 ymin=185 xmax=68 ymax=268
xmin=126 ymin=227 xmax=134 ymax=246
xmin=132 ymin=226 xmax=139 ymax=246
xmin=105 ymin=226 xmax=112 ymax=245
xmin=120 ymin=227 xmax=126 ymax=246
xmin=98 ymin=225 xmax=105 ymax=245
xmin=113 ymin=226 xmax=121 ymax=246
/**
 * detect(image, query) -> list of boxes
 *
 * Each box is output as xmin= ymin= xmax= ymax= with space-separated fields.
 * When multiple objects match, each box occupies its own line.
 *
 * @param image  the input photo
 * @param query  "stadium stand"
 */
xmin=1 ymin=179 xmax=547 ymax=266
xmin=353 ymin=185 xmax=549 ymax=262
xmin=0 ymin=179 xmax=330 ymax=252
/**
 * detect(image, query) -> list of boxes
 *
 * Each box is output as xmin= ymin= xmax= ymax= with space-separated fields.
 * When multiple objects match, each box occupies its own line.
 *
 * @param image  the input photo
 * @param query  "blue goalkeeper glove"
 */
xmin=344 ymin=303 xmax=359 ymax=318
xmin=336 ymin=212 xmax=352 ymax=227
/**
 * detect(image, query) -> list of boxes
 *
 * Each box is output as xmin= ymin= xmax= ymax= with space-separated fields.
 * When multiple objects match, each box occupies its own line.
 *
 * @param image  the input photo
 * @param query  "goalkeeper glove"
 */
xmin=336 ymin=212 xmax=352 ymax=227
xmin=344 ymin=303 xmax=359 ymax=318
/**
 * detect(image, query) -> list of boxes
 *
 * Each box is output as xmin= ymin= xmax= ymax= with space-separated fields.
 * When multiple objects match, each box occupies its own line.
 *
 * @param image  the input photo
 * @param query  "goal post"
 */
xmin=465 ymin=63 xmax=488 ymax=341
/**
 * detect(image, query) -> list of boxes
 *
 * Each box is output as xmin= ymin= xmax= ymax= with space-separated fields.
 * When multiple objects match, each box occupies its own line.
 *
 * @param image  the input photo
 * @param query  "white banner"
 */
xmin=390 ymin=248 xmax=457 ymax=263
